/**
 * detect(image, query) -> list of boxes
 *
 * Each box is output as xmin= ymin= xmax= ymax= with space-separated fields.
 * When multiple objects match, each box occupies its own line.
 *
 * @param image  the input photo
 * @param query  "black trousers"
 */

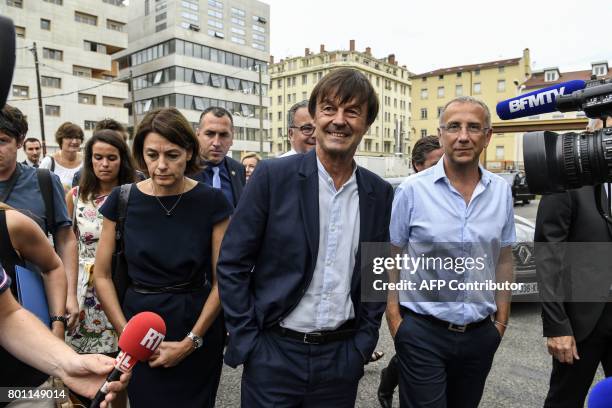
xmin=241 ymin=330 xmax=364 ymax=407
xmin=544 ymin=303 xmax=612 ymax=408
xmin=394 ymin=311 xmax=501 ymax=408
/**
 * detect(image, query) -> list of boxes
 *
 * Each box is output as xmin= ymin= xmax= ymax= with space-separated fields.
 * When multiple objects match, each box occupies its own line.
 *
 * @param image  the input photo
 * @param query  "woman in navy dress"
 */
xmin=94 ymin=107 xmax=231 ymax=407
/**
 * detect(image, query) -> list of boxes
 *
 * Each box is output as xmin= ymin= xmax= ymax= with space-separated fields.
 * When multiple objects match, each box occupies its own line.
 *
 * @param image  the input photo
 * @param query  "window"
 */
xmin=253 ymin=15 xmax=267 ymax=24
xmin=208 ymin=9 xmax=222 ymax=19
xmin=43 ymin=48 xmax=63 ymax=61
xmin=437 ymin=106 xmax=444 ymax=118
xmin=7 ymin=0 xmax=22 ymax=8
xmin=103 ymin=96 xmax=124 ymax=107
xmin=277 ymin=111 xmax=282 ymax=120
xmin=545 ymin=71 xmax=559 ymax=82
xmin=420 ymin=129 xmax=427 ymax=138
xmin=75 ymin=11 xmax=98 ymax=26
xmin=103 ymin=0 xmax=125 ymax=5
xmin=231 ymin=17 xmax=245 ymax=26
xmin=12 ymin=85 xmax=28 ymax=97
xmin=301 ymin=74 xmax=307 ymax=85
xmin=497 ymin=79 xmax=506 ymax=92
xmin=41 ymin=76 xmax=61 ymax=88
xmin=73 ymin=66 xmax=91 ymax=77
xmin=277 ymin=95 xmax=282 ymax=104
xmin=593 ymin=64 xmax=608 ymax=76
xmin=474 ymin=68 xmax=480 ymax=76
xmin=40 ymin=19 xmax=51 ymax=30
xmin=107 ymin=19 xmax=125 ymax=32
xmin=83 ymin=40 xmax=106 ymax=54
xmin=438 ymin=74 xmax=443 ymax=80
xmin=473 ymin=82 xmax=481 ymax=94
xmin=252 ymin=33 xmax=265 ymax=42
xmin=420 ymin=108 xmax=427 ymax=120
xmin=208 ymin=19 xmax=223 ymax=29
xmin=43 ymin=0 xmax=62 ymax=4
xmin=45 ymin=105 xmax=60 ymax=116
xmin=498 ymin=65 xmax=505 ymax=73
xmin=208 ymin=0 xmax=222 ymax=9
xmin=231 ymin=27 xmax=245 ymax=35
xmin=15 ymin=26 xmax=25 ymax=38
xmin=496 ymin=146 xmax=504 ymax=160
xmin=231 ymin=37 xmax=245 ymax=45
xmin=420 ymin=89 xmax=428 ymax=99
xmin=84 ymin=120 xmax=97 ymax=130
xmin=252 ymin=25 xmax=265 ymax=33
xmin=456 ymin=72 xmax=462 ymax=78
xmin=78 ymin=93 xmax=96 ymax=105
xmin=455 ymin=84 xmax=463 ymax=96
xmin=252 ymin=43 xmax=265 ymax=51
xmin=156 ymin=23 xmax=166 ymax=32
xmin=437 ymin=86 xmax=444 ymax=98
xmin=231 ymin=7 xmax=245 ymax=16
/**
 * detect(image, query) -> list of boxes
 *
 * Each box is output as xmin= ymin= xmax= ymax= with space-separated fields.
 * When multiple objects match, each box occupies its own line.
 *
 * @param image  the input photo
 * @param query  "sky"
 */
xmin=262 ymin=0 xmax=612 ymax=75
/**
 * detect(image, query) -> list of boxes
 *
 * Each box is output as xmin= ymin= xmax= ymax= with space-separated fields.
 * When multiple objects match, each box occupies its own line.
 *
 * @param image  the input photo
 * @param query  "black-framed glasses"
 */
xmin=289 ymin=124 xmax=315 ymax=136
xmin=439 ymin=123 xmax=489 ymax=135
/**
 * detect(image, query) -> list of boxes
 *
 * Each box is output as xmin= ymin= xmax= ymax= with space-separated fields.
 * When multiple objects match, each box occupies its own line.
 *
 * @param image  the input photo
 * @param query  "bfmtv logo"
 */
xmin=140 ymin=327 xmax=164 ymax=351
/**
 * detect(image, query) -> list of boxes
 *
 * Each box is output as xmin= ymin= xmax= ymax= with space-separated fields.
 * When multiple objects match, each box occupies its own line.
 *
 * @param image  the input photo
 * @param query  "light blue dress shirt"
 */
xmin=281 ymin=157 xmax=360 ymax=332
xmin=390 ymin=157 xmax=515 ymax=325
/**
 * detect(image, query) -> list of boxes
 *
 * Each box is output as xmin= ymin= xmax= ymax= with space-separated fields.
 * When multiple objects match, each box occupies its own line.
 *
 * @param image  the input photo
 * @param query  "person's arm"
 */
xmin=7 ymin=209 xmax=67 ymax=338
xmin=0 ymin=289 xmax=128 ymax=407
xmin=149 ymin=217 xmax=230 ymax=368
xmin=535 ymin=192 xmax=579 ymax=363
xmin=216 ymin=161 xmax=270 ymax=368
xmin=54 ymin=225 xmax=79 ymax=329
xmin=494 ymin=246 xmax=513 ymax=337
xmin=93 ymin=217 xmax=128 ymax=335
xmin=385 ymin=244 xmax=403 ymax=339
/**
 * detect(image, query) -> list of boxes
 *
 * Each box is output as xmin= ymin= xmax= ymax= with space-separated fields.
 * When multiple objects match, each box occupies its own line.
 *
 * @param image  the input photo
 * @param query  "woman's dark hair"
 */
xmin=55 ymin=121 xmax=84 ymax=146
xmin=79 ymin=129 xmax=136 ymax=202
xmin=132 ymin=107 xmax=201 ymax=175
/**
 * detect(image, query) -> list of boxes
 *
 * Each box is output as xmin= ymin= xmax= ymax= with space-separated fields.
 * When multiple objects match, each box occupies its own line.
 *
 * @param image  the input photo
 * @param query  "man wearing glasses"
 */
xmin=280 ymin=100 xmax=316 ymax=157
xmin=386 ymin=96 xmax=515 ymax=407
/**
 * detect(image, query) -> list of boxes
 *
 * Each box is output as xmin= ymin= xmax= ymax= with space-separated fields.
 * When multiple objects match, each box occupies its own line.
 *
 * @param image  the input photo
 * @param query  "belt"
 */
xmin=131 ymin=280 xmax=206 ymax=294
xmin=402 ymin=306 xmax=490 ymax=333
xmin=270 ymin=320 xmax=356 ymax=345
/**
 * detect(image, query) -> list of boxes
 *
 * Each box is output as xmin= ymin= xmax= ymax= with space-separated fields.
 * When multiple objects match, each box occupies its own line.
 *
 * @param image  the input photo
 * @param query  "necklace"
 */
xmin=151 ymin=178 xmax=185 ymax=217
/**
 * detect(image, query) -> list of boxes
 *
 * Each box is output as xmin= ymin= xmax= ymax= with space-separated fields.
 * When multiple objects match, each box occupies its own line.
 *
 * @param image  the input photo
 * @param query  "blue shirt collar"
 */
xmin=432 ymin=155 xmax=491 ymax=187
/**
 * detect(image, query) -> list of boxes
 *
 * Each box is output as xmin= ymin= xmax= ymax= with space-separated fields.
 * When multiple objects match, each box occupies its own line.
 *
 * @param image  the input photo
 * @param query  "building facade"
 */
xmin=2 ymin=0 xmax=129 ymax=153
xmin=116 ymin=0 xmax=271 ymax=159
xmin=410 ymin=49 xmax=531 ymax=171
xmin=269 ymin=40 xmax=412 ymax=157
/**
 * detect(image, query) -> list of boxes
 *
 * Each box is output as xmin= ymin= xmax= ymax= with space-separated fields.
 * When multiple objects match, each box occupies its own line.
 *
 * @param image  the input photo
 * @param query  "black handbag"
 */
xmin=112 ymin=183 xmax=132 ymax=304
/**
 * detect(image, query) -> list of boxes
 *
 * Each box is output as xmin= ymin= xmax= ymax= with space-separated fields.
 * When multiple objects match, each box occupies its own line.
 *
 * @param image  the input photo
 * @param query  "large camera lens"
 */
xmin=523 ymin=128 xmax=612 ymax=194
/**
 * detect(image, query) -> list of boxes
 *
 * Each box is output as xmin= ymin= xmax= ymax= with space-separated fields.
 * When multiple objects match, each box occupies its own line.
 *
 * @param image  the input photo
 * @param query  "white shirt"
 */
xmin=40 ymin=156 xmax=81 ymax=192
xmin=281 ymin=157 xmax=360 ymax=332
xmin=279 ymin=149 xmax=297 ymax=157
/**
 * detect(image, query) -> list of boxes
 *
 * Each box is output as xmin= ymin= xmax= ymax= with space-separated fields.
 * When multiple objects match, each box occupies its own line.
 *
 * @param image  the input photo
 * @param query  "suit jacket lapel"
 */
xmin=353 ymin=167 xmax=376 ymax=291
xmin=298 ymin=150 xmax=319 ymax=266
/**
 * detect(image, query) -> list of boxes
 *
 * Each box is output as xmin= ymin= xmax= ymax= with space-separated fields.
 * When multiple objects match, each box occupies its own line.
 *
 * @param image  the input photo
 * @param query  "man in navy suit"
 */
xmin=217 ymin=68 xmax=393 ymax=407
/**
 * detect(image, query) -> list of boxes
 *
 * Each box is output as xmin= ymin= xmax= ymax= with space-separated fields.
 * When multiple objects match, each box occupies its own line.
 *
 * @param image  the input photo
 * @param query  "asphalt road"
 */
xmin=216 ymin=200 xmax=605 ymax=407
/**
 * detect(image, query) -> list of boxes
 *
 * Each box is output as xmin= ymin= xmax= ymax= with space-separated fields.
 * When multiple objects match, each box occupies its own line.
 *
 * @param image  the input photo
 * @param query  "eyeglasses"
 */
xmin=289 ymin=124 xmax=315 ymax=136
xmin=439 ymin=123 xmax=489 ymax=135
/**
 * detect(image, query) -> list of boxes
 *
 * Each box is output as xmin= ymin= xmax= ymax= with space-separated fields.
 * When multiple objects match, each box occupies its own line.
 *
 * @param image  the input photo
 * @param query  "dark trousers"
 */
xmin=394 ymin=311 xmax=501 ymax=408
xmin=379 ymin=354 xmax=400 ymax=395
xmin=241 ymin=330 xmax=364 ymax=407
xmin=544 ymin=303 xmax=612 ymax=408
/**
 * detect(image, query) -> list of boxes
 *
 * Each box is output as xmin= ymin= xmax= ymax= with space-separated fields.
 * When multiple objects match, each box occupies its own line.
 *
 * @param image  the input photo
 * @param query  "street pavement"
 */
xmin=216 ymin=200 xmax=605 ymax=407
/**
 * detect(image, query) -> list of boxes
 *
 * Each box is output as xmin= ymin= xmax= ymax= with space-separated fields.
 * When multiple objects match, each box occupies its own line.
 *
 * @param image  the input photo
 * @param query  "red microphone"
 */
xmin=90 ymin=312 xmax=166 ymax=408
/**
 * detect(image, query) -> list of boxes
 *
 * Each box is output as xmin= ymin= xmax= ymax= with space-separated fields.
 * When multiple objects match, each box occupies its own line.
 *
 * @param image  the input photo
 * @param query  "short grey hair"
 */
xmin=287 ymin=100 xmax=309 ymax=129
xmin=439 ymin=96 xmax=491 ymax=128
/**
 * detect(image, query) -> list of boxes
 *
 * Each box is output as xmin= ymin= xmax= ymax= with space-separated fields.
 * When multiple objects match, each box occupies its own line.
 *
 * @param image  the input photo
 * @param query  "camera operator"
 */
xmin=535 ymin=119 xmax=612 ymax=407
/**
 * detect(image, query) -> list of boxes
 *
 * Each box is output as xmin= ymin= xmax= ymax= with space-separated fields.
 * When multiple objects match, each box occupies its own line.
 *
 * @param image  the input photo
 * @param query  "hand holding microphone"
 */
xmin=90 ymin=311 xmax=167 ymax=408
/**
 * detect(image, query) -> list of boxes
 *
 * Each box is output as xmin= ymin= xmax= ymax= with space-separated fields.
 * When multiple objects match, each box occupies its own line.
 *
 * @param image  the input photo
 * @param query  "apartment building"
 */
xmin=2 ymin=0 xmax=129 ymax=152
xmin=269 ymin=40 xmax=412 ymax=157
xmin=115 ymin=0 xmax=271 ymax=159
xmin=411 ymin=49 xmax=531 ymax=170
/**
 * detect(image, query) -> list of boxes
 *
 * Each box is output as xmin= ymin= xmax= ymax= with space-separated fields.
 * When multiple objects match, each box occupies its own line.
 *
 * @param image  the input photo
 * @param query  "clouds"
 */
xmin=263 ymin=0 xmax=611 ymax=74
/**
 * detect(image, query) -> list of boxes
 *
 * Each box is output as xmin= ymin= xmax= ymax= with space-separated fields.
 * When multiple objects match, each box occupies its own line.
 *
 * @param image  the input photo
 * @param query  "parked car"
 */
xmin=498 ymin=171 xmax=536 ymax=205
xmin=385 ymin=178 xmax=538 ymax=299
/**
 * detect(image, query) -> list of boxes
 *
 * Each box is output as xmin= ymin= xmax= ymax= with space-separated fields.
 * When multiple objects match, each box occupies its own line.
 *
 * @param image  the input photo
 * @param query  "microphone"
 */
xmin=90 ymin=312 xmax=166 ymax=408
xmin=588 ymin=377 xmax=612 ymax=408
xmin=496 ymin=80 xmax=586 ymax=120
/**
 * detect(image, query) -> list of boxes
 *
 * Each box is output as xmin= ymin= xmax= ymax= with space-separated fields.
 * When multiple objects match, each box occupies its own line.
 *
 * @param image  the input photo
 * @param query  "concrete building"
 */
xmin=115 ymin=0 xmax=271 ymax=159
xmin=269 ymin=40 xmax=412 ymax=160
xmin=2 ymin=0 xmax=129 ymax=154
xmin=411 ymin=49 xmax=531 ymax=171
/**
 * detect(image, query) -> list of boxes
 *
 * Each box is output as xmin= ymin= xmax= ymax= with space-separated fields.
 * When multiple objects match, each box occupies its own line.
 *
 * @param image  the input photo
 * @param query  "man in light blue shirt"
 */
xmin=386 ymin=96 xmax=515 ymax=408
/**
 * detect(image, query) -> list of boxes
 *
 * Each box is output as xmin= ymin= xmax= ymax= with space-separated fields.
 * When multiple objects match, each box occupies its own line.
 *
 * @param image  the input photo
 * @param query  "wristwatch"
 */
xmin=187 ymin=332 xmax=203 ymax=349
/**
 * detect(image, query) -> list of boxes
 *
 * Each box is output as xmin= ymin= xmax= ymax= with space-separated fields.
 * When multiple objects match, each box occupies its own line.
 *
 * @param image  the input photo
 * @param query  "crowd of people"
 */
xmin=0 ymin=67 xmax=610 ymax=408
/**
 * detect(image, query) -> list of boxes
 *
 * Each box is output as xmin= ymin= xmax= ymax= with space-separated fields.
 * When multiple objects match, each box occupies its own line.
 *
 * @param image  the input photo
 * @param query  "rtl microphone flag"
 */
xmin=90 ymin=312 xmax=166 ymax=408
xmin=496 ymin=80 xmax=586 ymax=120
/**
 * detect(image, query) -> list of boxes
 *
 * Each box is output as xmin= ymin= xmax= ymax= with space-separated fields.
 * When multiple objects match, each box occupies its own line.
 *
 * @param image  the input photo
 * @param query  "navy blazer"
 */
xmin=217 ymin=149 xmax=394 ymax=368
xmin=192 ymin=156 xmax=246 ymax=207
